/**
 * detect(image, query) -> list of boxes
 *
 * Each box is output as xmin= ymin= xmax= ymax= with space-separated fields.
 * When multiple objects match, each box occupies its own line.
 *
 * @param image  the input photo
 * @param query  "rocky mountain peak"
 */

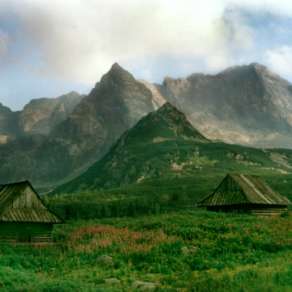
xmin=157 ymin=102 xmax=183 ymax=116
xmin=111 ymin=62 xmax=124 ymax=71
xmin=251 ymin=63 xmax=286 ymax=82
xmin=247 ymin=63 xmax=277 ymax=79
xmin=100 ymin=63 xmax=135 ymax=87
xmin=219 ymin=63 xmax=276 ymax=81
xmin=126 ymin=102 xmax=209 ymax=144
xmin=59 ymin=91 xmax=81 ymax=99
xmin=156 ymin=62 xmax=292 ymax=147
xmin=249 ymin=62 xmax=266 ymax=70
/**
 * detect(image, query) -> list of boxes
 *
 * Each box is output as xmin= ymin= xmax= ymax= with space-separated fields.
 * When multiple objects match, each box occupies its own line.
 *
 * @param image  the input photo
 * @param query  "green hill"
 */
xmin=53 ymin=103 xmax=292 ymax=202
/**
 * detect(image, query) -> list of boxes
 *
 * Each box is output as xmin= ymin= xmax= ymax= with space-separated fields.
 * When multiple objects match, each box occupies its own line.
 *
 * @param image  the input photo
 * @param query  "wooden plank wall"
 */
xmin=0 ymin=223 xmax=53 ymax=243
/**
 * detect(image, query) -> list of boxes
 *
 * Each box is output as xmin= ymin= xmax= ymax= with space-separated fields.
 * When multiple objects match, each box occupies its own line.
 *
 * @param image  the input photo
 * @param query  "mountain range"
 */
xmin=0 ymin=91 xmax=83 ymax=143
xmin=159 ymin=63 xmax=292 ymax=147
xmin=0 ymin=64 xmax=157 ymax=187
xmin=2 ymin=62 xmax=292 ymax=189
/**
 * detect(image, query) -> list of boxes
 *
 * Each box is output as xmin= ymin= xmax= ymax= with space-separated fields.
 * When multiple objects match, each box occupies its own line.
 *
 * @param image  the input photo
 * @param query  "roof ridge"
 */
xmin=198 ymin=175 xmax=229 ymax=205
xmin=0 ymin=183 xmax=29 ymax=216
xmin=199 ymin=173 xmax=291 ymax=207
xmin=0 ymin=182 xmax=62 ymax=223
xmin=228 ymin=174 xmax=251 ymax=204
xmin=248 ymin=175 xmax=291 ymax=205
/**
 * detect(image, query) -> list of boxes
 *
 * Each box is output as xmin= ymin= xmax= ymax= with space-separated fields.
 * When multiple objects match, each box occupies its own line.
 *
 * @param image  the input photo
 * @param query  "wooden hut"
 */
xmin=0 ymin=181 xmax=62 ymax=242
xmin=198 ymin=174 xmax=291 ymax=215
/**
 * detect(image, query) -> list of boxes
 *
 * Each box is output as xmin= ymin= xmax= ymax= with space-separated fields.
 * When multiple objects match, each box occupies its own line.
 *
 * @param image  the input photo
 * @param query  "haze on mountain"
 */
xmin=2 ymin=62 xmax=292 ymax=189
xmin=159 ymin=63 xmax=292 ymax=148
xmin=0 ymin=91 xmax=83 ymax=143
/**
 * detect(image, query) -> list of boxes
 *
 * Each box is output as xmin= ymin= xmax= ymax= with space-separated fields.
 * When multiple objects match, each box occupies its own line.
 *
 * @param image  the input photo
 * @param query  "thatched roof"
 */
xmin=199 ymin=174 xmax=291 ymax=207
xmin=0 ymin=181 xmax=61 ymax=223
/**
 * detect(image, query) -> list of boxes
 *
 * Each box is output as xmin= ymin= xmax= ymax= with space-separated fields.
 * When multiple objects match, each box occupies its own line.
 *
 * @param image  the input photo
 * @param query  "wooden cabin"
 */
xmin=198 ymin=174 xmax=291 ymax=215
xmin=0 ymin=181 xmax=62 ymax=242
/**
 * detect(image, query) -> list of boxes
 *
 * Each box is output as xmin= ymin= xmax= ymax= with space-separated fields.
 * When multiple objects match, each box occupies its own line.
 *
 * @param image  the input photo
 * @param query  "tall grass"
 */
xmin=0 ymin=210 xmax=291 ymax=291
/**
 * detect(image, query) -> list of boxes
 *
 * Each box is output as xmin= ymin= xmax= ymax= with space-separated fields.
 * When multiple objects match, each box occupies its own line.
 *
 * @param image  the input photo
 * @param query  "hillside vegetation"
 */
xmin=0 ymin=210 xmax=291 ymax=291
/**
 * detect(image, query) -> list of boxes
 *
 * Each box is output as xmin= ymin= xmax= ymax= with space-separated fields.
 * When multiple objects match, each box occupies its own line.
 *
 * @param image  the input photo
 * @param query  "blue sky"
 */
xmin=1 ymin=0 xmax=292 ymax=110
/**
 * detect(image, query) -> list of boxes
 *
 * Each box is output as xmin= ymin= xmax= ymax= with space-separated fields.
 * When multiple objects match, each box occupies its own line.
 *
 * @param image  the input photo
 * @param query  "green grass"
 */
xmin=0 ymin=210 xmax=291 ymax=291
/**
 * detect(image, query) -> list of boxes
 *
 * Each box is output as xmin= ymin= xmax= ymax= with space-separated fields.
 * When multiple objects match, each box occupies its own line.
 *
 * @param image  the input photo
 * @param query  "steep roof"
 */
xmin=199 ymin=174 xmax=291 ymax=206
xmin=0 ymin=181 xmax=62 ymax=223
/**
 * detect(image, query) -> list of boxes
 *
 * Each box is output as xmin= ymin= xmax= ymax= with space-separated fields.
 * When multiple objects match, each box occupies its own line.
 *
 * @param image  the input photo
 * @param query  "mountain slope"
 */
xmin=0 ymin=91 xmax=83 ymax=144
xmin=54 ymin=102 xmax=292 ymax=194
xmin=0 ymin=91 xmax=84 ymax=186
xmin=0 ymin=63 xmax=157 ymax=187
xmin=0 ymin=103 xmax=19 ymax=144
xmin=160 ymin=63 xmax=292 ymax=147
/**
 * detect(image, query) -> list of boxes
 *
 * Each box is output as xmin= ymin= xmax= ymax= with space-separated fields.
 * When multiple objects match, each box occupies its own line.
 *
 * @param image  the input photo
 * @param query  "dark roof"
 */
xmin=0 ymin=181 xmax=62 ymax=223
xmin=199 ymin=174 xmax=291 ymax=207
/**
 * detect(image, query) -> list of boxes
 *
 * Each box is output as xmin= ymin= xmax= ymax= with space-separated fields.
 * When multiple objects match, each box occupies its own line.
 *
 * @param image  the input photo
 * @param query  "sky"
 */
xmin=1 ymin=1 xmax=292 ymax=110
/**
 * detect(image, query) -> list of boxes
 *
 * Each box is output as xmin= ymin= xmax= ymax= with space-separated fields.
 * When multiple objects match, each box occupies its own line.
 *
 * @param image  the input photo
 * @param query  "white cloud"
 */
xmin=0 ymin=0 xmax=254 ymax=83
xmin=265 ymin=46 xmax=292 ymax=77
xmin=227 ymin=0 xmax=292 ymax=16
xmin=0 ymin=0 xmax=292 ymax=84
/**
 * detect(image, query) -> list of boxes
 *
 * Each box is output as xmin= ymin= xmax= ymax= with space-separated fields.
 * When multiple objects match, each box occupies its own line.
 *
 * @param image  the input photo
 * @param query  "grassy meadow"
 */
xmin=0 ymin=209 xmax=291 ymax=291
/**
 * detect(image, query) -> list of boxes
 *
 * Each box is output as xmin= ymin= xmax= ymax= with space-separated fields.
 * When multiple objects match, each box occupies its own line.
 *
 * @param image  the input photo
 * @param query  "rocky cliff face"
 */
xmin=18 ymin=91 xmax=83 ymax=135
xmin=0 ymin=91 xmax=83 ymax=144
xmin=159 ymin=63 xmax=292 ymax=147
xmin=0 ymin=63 xmax=157 ymax=187
xmin=0 ymin=91 xmax=84 ymax=185
xmin=50 ymin=63 xmax=156 ymax=166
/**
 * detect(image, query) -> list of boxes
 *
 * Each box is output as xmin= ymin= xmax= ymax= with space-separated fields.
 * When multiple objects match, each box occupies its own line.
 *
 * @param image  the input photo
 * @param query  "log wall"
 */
xmin=207 ymin=204 xmax=288 ymax=216
xmin=0 ymin=222 xmax=53 ymax=242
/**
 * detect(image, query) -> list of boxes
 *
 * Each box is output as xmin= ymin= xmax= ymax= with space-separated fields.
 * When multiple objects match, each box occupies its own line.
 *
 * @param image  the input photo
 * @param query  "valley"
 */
xmin=0 ymin=63 xmax=292 ymax=292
